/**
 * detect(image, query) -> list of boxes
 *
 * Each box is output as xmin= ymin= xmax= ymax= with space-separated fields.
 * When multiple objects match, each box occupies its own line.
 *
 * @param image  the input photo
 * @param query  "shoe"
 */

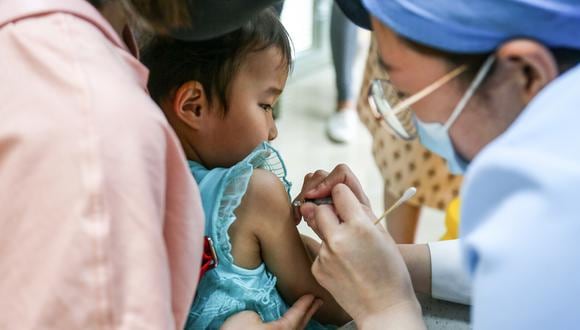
xmin=326 ymin=109 xmax=358 ymax=143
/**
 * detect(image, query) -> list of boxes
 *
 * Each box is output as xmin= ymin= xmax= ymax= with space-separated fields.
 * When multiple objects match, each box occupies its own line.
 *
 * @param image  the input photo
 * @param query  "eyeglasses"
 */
xmin=368 ymin=65 xmax=468 ymax=140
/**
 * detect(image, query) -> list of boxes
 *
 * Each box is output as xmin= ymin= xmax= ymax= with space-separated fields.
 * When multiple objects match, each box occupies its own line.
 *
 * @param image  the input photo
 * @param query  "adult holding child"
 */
xmin=0 ymin=0 xmax=319 ymax=328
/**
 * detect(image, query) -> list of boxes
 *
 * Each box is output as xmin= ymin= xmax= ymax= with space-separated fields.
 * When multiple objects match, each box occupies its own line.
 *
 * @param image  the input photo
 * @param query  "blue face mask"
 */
xmin=414 ymin=56 xmax=496 ymax=175
xmin=414 ymin=117 xmax=469 ymax=174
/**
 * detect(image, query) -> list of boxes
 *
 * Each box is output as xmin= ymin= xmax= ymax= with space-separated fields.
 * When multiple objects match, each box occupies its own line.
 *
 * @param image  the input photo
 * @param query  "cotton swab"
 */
xmin=373 ymin=187 xmax=417 ymax=225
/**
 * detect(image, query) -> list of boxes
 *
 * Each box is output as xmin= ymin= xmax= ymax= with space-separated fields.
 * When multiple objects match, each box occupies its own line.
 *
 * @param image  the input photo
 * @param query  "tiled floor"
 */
xmin=272 ymin=51 xmax=446 ymax=243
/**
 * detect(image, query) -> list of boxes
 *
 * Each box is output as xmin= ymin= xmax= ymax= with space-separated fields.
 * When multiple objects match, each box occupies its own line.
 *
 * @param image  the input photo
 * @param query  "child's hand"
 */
xmin=221 ymin=295 xmax=323 ymax=330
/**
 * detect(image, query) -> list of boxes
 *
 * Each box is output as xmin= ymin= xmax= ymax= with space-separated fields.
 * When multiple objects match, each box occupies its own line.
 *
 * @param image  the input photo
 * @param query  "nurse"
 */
xmin=295 ymin=0 xmax=580 ymax=329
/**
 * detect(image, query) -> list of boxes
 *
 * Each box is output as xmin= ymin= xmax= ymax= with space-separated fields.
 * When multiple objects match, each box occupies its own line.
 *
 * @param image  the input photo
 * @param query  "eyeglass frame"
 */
xmin=367 ymin=64 xmax=469 ymax=141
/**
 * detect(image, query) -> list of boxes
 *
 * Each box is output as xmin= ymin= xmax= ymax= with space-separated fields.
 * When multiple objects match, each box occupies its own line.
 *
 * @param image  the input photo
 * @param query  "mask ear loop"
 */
xmin=392 ymin=65 xmax=468 ymax=114
xmin=444 ymin=56 xmax=496 ymax=131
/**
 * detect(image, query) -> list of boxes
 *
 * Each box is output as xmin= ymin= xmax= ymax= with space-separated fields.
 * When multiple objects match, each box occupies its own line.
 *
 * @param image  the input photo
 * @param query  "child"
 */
xmin=141 ymin=9 xmax=351 ymax=329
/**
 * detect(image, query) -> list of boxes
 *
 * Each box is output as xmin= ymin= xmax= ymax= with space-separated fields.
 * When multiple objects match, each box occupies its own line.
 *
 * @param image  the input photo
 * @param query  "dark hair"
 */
xmin=88 ymin=0 xmax=191 ymax=31
xmin=141 ymin=9 xmax=292 ymax=114
xmin=401 ymin=37 xmax=580 ymax=81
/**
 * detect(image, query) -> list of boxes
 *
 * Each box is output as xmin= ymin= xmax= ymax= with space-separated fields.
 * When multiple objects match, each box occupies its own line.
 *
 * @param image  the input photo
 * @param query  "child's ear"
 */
xmin=172 ymin=81 xmax=208 ymax=130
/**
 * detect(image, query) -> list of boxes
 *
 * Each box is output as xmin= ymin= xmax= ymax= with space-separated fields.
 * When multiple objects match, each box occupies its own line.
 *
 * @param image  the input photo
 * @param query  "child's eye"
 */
xmin=259 ymin=104 xmax=273 ymax=112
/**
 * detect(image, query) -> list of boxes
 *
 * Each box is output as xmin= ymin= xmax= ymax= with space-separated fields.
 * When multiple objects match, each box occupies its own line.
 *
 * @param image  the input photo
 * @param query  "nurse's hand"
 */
xmin=305 ymin=184 xmax=425 ymax=329
xmin=292 ymin=164 xmax=371 ymax=226
xmin=221 ymin=295 xmax=323 ymax=330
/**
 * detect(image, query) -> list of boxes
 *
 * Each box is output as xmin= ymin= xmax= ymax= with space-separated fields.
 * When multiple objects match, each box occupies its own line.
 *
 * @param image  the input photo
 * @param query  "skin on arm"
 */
xmin=398 ymin=244 xmax=431 ymax=295
xmin=230 ymin=169 xmax=351 ymax=326
xmin=301 ymin=235 xmax=322 ymax=261
xmin=385 ymin=188 xmax=420 ymax=244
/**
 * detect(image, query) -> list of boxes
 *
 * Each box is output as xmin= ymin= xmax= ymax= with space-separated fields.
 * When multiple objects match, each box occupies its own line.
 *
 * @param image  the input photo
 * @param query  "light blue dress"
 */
xmin=461 ymin=64 xmax=580 ymax=329
xmin=185 ymin=142 xmax=333 ymax=330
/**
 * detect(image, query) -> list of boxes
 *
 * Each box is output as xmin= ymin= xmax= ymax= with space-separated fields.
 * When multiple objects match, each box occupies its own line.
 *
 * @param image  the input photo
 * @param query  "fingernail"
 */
xmin=306 ymin=186 xmax=319 ymax=195
xmin=302 ymin=209 xmax=314 ymax=221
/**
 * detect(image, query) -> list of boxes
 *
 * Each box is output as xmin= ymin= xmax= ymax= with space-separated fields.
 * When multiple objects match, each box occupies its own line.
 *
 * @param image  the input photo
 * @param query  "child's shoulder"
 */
xmin=238 ymin=168 xmax=290 ymax=219
xmin=232 ymin=167 xmax=295 ymax=240
xmin=236 ymin=142 xmax=291 ymax=209
xmin=228 ymin=168 xmax=294 ymax=268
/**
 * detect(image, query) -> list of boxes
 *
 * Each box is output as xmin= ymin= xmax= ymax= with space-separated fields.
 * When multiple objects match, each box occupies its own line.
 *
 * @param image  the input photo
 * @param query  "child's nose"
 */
xmin=268 ymin=123 xmax=278 ymax=141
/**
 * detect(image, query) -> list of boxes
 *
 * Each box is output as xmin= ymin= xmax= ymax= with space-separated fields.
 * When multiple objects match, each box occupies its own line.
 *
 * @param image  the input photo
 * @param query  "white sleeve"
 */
xmin=428 ymin=239 xmax=471 ymax=305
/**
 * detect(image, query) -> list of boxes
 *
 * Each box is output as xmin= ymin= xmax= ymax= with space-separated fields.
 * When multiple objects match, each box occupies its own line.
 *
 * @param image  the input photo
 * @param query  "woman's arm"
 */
xmin=400 ymin=241 xmax=472 ymax=305
xmin=295 ymin=165 xmax=470 ymax=306
xmin=233 ymin=169 xmax=351 ymax=326
xmin=398 ymin=244 xmax=432 ymax=295
xmin=294 ymin=164 xmax=426 ymax=329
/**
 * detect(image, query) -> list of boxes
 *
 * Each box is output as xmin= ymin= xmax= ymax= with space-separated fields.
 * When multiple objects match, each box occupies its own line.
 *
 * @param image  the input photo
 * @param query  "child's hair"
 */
xmin=141 ymin=9 xmax=292 ymax=114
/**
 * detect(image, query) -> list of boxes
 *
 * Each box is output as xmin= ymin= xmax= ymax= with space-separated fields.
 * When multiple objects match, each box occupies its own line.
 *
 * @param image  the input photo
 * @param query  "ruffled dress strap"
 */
xmin=188 ymin=142 xmax=291 ymax=270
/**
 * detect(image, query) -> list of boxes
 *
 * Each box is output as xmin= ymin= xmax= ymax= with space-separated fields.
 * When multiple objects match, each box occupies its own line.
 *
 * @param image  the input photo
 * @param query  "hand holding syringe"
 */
xmin=293 ymin=187 xmax=417 ymax=225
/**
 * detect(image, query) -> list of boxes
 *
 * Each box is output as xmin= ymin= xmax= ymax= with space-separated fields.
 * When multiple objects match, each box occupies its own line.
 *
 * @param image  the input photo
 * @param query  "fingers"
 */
xmin=276 ymin=294 xmax=323 ymax=329
xmin=310 ymin=170 xmax=329 ymax=184
xmin=292 ymin=171 xmax=329 ymax=224
xmin=299 ymin=202 xmax=318 ymax=234
xmin=221 ymin=311 xmax=262 ymax=330
xmin=297 ymin=171 xmax=329 ymax=200
xmin=304 ymin=164 xmax=371 ymax=208
xmin=300 ymin=202 xmax=316 ymax=222
xmin=302 ymin=184 xmax=371 ymax=240
xmin=303 ymin=298 xmax=324 ymax=327
xmin=330 ymin=184 xmax=371 ymax=225
xmin=221 ymin=298 xmax=322 ymax=330
xmin=311 ymin=204 xmax=340 ymax=243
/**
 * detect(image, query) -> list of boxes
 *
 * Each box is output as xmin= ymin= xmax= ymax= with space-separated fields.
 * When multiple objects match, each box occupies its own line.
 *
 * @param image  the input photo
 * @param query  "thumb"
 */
xmin=300 ymin=203 xmax=317 ymax=223
xmin=305 ymin=165 xmax=371 ymax=208
xmin=331 ymin=184 xmax=370 ymax=225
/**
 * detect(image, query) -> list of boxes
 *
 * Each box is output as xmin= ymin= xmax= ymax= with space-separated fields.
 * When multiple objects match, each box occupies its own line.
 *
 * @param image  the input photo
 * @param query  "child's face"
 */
xmin=199 ymin=46 xmax=288 ymax=168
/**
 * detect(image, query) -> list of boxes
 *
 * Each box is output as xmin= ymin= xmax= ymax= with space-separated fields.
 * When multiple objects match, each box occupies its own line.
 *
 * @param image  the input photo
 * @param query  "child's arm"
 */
xmin=232 ymin=169 xmax=351 ymax=326
xmin=301 ymin=235 xmax=322 ymax=261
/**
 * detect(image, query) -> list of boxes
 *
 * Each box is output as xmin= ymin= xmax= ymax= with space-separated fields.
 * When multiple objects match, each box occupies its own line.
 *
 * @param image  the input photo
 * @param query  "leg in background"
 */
xmin=384 ymin=185 xmax=421 ymax=244
xmin=327 ymin=2 xmax=359 ymax=143
xmin=330 ymin=2 xmax=357 ymax=108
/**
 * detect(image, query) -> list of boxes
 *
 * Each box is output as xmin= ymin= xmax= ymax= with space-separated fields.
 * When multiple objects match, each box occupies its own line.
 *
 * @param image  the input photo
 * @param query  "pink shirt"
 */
xmin=0 ymin=0 xmax=204 ymax=328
